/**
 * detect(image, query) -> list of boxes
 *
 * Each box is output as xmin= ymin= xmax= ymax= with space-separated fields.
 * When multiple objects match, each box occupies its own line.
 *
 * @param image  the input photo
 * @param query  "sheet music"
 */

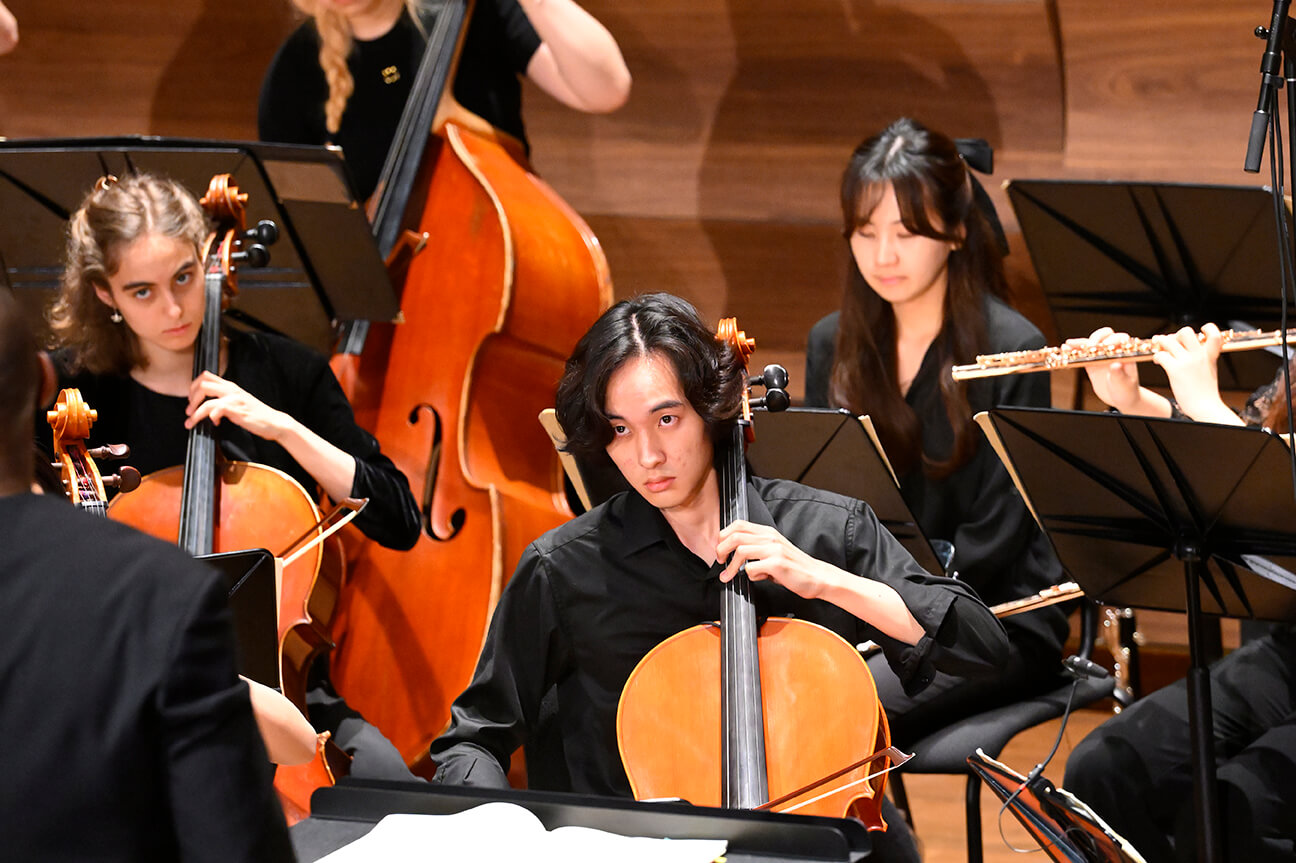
xmin=316 ymin=802 xmax=727 ymax=863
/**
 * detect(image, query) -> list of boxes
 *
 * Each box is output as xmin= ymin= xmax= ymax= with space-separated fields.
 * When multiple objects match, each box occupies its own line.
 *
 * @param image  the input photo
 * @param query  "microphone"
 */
xmin=1245 ymin=0 xmax=1292 ymax=172
xmin=1063 ymin=654 xmax=1109 ymax=680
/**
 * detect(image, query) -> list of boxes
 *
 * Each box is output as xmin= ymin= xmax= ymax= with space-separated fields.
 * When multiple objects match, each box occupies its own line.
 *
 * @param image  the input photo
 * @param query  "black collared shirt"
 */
xmin=429 ymin=476 xmax=1009 ymax=796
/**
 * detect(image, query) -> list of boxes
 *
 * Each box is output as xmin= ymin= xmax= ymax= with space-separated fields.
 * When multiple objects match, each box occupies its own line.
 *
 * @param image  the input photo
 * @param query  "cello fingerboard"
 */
xmin=719 ymin=418 xmax=769 ymax=809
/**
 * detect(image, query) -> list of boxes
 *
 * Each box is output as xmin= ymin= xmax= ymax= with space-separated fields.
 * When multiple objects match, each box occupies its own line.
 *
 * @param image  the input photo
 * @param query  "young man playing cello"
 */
xmin=429 ymin=292 xmax=1009 ymax=860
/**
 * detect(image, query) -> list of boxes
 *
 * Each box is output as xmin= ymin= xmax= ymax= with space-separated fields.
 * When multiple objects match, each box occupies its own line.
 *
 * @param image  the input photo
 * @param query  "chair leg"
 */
xmin=965 ymin=773 xmax=983 ymax=863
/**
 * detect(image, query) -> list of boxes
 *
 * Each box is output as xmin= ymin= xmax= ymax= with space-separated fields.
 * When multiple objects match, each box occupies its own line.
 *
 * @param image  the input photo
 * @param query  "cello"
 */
xmin=107 ymin=176 xmax=336 ymax=714
xmin=103 ymin=175 xmax=353 ymax=822
xmin=326 ymin=0 xmax=612 ymax=764
xmin=46 ymin=387 xmax=140 ymax=512
xmin=617 ymin=320 xmax=895 ymax=825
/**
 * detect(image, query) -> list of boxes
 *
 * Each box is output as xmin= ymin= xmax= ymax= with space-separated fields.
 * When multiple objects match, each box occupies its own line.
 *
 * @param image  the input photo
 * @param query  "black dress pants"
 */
xmin=1063 ymin=628 xmax=1296 ymax=862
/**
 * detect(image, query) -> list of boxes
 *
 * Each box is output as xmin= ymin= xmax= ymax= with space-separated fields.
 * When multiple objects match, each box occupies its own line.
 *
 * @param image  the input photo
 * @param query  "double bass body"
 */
xmin=329 ymin=121 xmax=612 ymax=763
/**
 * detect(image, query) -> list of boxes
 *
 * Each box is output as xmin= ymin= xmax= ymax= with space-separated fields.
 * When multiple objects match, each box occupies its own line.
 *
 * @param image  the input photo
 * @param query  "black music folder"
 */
xmin=198 ymin=548 xmax=279 ymax=689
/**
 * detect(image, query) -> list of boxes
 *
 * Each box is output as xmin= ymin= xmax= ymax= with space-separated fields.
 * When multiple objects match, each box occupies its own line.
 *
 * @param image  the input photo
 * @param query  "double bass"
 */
xmin=326 ymin=0 xmax=612 ymax=764
xmin=617 ymin=320 xmax=895 ymax=825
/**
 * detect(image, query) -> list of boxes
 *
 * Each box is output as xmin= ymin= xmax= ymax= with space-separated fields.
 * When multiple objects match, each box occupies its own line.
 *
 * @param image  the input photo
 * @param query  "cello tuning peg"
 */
xmin=104 ymin=465 xmax=141 ymax=494
xmin=752 ymin=388 xmax=791 ymax=413
xmin=87 ymin=443 xmax=130 ymax=461
xmin=231 ymin=243 xmax=270 ymax=268
xmin=245 ymin=220 xmax=279 ymax=246
xmin=762 ymin=364 xmax=790 ymax=390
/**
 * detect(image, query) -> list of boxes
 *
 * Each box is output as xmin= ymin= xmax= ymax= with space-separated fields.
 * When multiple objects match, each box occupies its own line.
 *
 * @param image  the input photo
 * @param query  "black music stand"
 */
xmin=744 ymin=408 xmax=945 ymax=576
xmin=0 ymin=136 xmax=399 ymax=353
xmin=1005 ymin=180 xmax=1287 ymax=393
xmin=965 ymin=750 xmax=1140 ymax=863
xmin=293 ymin=780 xmax=872 ymax=862
xmin=976 ymin=407 xmax=1296 ymax=862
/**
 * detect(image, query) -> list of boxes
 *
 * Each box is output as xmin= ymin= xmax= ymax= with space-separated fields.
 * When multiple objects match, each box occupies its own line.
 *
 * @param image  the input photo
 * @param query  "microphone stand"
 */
xmin=1246 ymin=1 xmax=1291 ymax=172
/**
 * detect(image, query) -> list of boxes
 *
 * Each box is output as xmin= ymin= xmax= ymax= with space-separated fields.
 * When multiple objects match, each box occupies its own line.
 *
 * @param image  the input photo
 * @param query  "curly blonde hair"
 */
xmin=291 ymin=0 xmax=424 ymax=135
xmin=48 ymin=173 xmax=209 ymax=376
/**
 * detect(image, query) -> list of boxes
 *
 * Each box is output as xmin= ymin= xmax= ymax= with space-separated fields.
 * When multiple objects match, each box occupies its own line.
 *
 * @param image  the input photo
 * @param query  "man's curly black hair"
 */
xmin=555 ymin=293 xmax=746 ymax=458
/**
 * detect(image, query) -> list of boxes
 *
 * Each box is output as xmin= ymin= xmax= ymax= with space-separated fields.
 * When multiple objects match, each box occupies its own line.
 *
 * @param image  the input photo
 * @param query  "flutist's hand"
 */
xmin=1152 ymin=324 xmax=1240 ymax=426
xmin=1070 ymin=328 xmax=1170 ymax=417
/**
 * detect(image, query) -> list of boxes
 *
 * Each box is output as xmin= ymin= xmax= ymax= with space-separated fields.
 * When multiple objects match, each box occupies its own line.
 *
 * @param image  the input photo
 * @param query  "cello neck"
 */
xmin=370 ymin=0 xmax=475 ymax=260
xmin=176 ymin=244 xmax=224 ymax=557
xmin=718 ymin=417 xmax=769 ymax=809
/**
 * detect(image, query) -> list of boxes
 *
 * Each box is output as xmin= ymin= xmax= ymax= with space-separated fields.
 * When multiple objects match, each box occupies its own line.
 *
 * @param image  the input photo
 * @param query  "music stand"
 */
xmin=0 ymin=136 xmax=399 ymax=353
xmin=976 ymin=407 xmax=1296 ymax=862
xmin=965 ymin=750 xmax=1140 ymax=863
xmin=198 ymin=548 xmax=280 ymax=689
xmin=538 ymin=407 xmax=945 ymax=576
xmin=1005 ymin=179 xmax=1287 ymax=393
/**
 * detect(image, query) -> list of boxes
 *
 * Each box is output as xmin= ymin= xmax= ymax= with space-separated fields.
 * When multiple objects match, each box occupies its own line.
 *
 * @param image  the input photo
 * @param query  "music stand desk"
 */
xmin=292 ymin=780 xmax=872 ymax=862
xmin=198 ymin=548 xmax=279 ymax=690
xmin=1005 ymin=179 xmax=1287 ymax=393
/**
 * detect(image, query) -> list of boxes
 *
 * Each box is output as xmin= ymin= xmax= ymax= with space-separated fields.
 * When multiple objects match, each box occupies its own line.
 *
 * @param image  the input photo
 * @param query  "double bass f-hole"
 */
xmin=408 ymin=401 xmax=466 ymax=539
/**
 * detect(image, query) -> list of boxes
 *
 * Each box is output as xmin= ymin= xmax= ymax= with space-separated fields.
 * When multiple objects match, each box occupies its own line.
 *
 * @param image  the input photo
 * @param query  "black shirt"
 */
xmin=45 ymin=329 xmax=420 ymax=551
xmin=429 ymin=476 xmax=1010 ymax=796
xmin=258 ymin=1 xmax=541 ymax=200
xmin=805 ymin=297 xmax=1070 ymax=655
xmin=0 ymin=494 xmax=292 ymax=862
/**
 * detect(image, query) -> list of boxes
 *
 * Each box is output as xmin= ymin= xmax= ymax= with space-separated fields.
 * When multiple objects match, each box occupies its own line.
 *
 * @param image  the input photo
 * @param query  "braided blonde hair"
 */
xmin=49 ymin=173 xmax=209 ymax=376
xmin=291 ymin=0 xmax=424 ymax=135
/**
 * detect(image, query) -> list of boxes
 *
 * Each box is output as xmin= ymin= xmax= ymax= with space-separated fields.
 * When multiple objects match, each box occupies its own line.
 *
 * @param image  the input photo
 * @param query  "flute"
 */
xmin=951 ymin=326 xmax=1296 ymax=381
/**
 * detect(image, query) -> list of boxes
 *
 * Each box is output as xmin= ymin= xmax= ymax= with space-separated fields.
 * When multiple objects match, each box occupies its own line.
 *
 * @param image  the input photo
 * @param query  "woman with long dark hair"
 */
xmin=805 ymin=117 xmax=1070 ymax=746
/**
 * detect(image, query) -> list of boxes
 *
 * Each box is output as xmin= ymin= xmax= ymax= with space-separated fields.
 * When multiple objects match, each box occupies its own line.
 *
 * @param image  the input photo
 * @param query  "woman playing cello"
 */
xmin=39 ymin=171 xmax=421 ymax=777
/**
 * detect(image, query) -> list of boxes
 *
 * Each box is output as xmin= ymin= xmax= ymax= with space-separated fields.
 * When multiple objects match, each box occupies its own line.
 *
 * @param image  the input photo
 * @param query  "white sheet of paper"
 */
xmin=315 ymin=801 xmax=727 ymax=863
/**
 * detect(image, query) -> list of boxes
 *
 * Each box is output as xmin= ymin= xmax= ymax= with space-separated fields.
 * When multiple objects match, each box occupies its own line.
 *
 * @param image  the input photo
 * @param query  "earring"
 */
xmin=109 ymin=308 xmax=123 ymax=323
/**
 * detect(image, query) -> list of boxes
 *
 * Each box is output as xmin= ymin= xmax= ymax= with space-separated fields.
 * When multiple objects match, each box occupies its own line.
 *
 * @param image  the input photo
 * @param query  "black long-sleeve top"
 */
xmin=805 ymin=297 xmax=1070 ymax=656
xmin=429 ymin=476 xmax=1010 ymax=796
xmin=258 ymin=2 xmax=541 ymax=200
xmin=44 ymin=329 xmax=420 ymax=551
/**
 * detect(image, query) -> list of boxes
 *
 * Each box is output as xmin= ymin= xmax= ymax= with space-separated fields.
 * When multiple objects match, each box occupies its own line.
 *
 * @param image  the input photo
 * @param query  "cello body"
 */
xmin=106 ymin=461 xmax=327 ymax=709
xmin=617 ymin=618 xmax=890 ymax=825
xmin=329 ymin=121 xmax=612 ymax=763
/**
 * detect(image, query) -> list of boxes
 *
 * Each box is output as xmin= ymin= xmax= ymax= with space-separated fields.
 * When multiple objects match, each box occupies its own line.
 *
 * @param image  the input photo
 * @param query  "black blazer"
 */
xmin=0 ymin=493 xmax=292 ymax=862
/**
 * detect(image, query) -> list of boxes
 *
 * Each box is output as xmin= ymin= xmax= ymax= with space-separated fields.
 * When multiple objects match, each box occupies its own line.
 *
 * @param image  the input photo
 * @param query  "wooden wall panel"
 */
xmin=527 ymin=0 xmax=1062 ymax=223
xmin=1054 ymin=0 xmax=1267 ymax=184
xmin=0 ymin=0 xmax=294 ymax=141
xmin=0 ymin=0 xmax=1277 ymax=367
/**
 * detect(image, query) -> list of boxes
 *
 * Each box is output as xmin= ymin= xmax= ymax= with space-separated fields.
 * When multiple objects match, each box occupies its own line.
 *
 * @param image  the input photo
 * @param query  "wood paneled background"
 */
xmin=0 ymin=0 xmax=1273 ymax=395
